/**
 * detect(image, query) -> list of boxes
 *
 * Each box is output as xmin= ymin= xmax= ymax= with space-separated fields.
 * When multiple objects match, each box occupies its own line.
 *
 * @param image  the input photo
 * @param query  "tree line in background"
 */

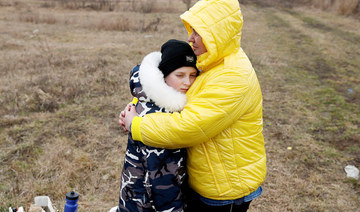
xmin=37 ymin=0 xmax=192 ymax=12
xmin=3 ymin=0 xmax=357 ymax=16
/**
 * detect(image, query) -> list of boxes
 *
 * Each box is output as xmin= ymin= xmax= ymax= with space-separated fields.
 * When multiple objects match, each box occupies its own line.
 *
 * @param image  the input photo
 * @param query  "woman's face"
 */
xmin=165 ymin=66 xmax=198 ymax=94
xmin=188 ymin=28 xmax=207 ymax=56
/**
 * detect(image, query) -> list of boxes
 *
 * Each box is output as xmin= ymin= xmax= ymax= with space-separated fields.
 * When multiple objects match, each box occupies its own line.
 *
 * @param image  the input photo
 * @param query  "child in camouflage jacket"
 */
xmin=118 ymin=39 xmax=198 ymax=212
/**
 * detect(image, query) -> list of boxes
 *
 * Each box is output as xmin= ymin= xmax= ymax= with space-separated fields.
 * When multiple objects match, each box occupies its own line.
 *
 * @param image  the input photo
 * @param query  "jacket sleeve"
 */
xmin=131 ymin=69 xmax=251 ymax=149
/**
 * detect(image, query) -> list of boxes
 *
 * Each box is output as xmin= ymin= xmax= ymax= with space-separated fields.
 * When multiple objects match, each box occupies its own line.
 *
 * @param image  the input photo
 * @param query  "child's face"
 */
xmin=165 ymin=67 xmax=197 ymax=94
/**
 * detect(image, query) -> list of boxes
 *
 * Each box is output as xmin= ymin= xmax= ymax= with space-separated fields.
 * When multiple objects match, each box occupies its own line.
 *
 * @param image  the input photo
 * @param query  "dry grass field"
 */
xmin=1 ymin=0 xmax=359 ymax=211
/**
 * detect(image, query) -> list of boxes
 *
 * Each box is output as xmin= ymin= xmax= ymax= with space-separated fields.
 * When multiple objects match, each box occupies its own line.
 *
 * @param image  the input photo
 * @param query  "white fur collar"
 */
xmin=139 ymin=52 xmax=187 ymax=112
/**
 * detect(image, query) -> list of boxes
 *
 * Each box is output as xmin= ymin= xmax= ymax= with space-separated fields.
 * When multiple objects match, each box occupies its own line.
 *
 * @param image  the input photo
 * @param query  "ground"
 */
xmin=0 ymin=0 xmax=359 ymax=211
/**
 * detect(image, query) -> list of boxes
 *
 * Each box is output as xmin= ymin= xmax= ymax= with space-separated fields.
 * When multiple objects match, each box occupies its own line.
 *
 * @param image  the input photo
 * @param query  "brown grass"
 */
xmin=35 ymin=0 xmax=182 ymax=13
xmin=240 ymin=0 xmax=360 ymax=16
xmin=240 ymin=5 xmax=360 ymax=211
xmin=309 ymin=0 xmax=360 ymax=15
xmin=1 ymin=0 xmax=359 ymax=211
xmin=12 ymin=8 xmax=164 ymax=32
xmin=333 ymin=0 xmax=359 ymax=15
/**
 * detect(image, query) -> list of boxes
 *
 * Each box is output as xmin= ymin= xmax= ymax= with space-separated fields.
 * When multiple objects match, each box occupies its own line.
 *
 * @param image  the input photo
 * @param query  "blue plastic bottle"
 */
xmin=64 ymin=191 xmax=79 ymax=212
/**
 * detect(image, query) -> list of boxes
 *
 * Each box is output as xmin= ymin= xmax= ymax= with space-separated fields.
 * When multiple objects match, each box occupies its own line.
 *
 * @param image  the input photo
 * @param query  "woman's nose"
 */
xmin=188 ymin=33 xmax=195 ymax=43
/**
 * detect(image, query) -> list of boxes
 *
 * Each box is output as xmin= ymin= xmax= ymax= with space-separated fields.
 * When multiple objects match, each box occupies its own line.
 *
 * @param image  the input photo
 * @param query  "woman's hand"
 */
xmin=119 ymin=109 xmax=127 ymax=132
xmin=119 ymin=104 xmax=137 ymax=132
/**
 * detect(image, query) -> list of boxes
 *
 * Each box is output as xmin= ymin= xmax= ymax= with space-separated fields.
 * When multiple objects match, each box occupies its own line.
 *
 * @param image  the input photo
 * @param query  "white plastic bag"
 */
xmin=344 ymin=165 xmax=359 ymax=180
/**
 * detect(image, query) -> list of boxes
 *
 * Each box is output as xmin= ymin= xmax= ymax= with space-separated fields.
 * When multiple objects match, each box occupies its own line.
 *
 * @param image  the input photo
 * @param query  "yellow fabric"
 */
xmin=130 ymin=97 xmax=138 ymax=105
xmin=131 ymin=116 xmax=143 ymax=142
xmin=132 ymin=0 xmax=266 ymax=200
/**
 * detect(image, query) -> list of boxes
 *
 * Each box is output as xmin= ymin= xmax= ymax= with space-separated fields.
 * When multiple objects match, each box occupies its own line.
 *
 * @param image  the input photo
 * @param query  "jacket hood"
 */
xmin=180 ymin=0 xmax=243 ymax=71
xmin=135 ymin=52 xmax=187 ymax=112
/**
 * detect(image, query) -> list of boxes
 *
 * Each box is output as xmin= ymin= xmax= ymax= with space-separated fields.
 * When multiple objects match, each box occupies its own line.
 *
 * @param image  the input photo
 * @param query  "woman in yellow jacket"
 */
xmin=120 ymin=0 xmax=266 ymax=211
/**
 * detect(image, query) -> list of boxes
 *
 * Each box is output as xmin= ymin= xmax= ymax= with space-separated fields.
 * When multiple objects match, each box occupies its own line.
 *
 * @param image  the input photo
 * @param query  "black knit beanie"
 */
xmin=158 ymin=39 xmax=198 ymax=77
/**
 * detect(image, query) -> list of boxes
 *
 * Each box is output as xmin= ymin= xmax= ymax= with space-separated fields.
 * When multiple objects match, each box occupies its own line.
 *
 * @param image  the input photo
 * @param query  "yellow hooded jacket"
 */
xmin=131 ymin=0 xmax=266 ymax=200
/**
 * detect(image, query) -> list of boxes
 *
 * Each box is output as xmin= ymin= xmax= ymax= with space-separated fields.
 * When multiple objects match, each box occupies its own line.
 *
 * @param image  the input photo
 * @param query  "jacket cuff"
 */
xmin=131 ymin=116 xmax=143 ymax=142
xmin=130 ymin=97 xmax=138 ymax=105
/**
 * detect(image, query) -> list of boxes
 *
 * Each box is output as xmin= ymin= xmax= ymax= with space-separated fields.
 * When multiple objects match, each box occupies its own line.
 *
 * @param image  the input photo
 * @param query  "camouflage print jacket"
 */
xmin=118 ymin=52 xmax=187 ymax=212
